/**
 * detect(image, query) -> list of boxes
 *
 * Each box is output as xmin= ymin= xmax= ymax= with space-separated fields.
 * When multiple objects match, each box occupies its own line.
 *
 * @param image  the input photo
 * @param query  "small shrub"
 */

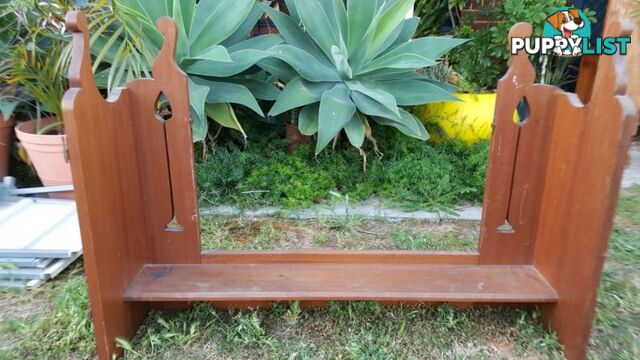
xmin=196 ymin=146 xmax=264 ymax=206
xmin=241 ymin=154 xmax=336 ymax=208
xmin=435 ymin=140 xmax=490 ymax=203
xmin=380 ymin=144 xmax=475 ymax=211
xmin=195 ymin=127 xmax=490 ymax=210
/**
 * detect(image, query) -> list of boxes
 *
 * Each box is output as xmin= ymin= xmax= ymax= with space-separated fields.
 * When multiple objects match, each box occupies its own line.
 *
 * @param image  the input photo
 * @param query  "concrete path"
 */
xmin=201 ymin=142 xmax=640 ymax=222
xmin=200 ymin=198 xmax=484 ymax=221
xmin=622 ymin=141 xmax=640 ymax=188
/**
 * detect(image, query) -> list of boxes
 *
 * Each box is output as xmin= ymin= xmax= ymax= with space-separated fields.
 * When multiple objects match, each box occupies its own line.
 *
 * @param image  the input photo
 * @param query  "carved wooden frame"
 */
xmin=62 ymin=10 xmax=637 ymax=360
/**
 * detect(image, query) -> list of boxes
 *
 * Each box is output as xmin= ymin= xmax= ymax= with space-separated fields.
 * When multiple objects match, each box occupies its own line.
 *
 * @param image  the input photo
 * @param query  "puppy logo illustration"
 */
xmin=543 ymin=7 xmax=591 ymax=57
xmin=546 ymin=9 xmax=585 ymax=39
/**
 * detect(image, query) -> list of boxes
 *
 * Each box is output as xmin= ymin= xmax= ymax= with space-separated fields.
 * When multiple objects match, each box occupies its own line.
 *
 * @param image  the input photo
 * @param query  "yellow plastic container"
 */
xmin=415 ymin=93 xmax=497 ymax=145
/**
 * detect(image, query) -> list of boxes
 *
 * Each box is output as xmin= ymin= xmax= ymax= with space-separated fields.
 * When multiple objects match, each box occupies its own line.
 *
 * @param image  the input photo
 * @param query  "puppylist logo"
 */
xmin=511 ymin=7 xmax=631 ymax=57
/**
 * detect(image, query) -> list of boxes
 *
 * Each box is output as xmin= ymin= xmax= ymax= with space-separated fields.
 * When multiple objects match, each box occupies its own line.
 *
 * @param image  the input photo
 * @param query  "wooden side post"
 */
xmin=478 ymin=23 xmax=560 ymax=264
xmin=62 ymin=11 xmax=150 ymax=359
xmin=578 ymin=0 xmax=640 ymax=115
xmin=126 ymin=18 xmax=201 ymax=265
xmin=533 ymin=20 xmax=638 ymax=360
xmin=62 ymin=11 xmax=199 ymax=358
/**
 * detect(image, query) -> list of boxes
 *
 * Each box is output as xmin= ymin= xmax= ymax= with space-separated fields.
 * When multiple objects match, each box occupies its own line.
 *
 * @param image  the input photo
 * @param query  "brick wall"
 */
xmin=461 ymin=0 xmax=502 ymax=29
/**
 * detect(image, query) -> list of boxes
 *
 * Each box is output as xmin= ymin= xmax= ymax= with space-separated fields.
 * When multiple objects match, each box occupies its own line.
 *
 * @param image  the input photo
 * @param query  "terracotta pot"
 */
xmin=14 ymin=118 xmax=74 ymax=199
xmin=284 ymin=123 xmax=313 ymax=153
xmin=0 ymin=115 xmax=14 ymax=179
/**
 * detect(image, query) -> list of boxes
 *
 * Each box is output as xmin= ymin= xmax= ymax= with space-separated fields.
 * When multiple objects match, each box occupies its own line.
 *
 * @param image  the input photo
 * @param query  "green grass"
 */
xmin=0 ymin=263 xmax=94 ymax=359
xmin=588 ymin=185 xmax=640 ymax=359
xmin=391 ymin=229 xmax=477 ymax=251
xmin=196 ymin=128 xmax=490 ymax=212
xmin=0 ymin=186 xmax=638 ymax=359
xmin=112 ymin=302 xmax=562 ymax=360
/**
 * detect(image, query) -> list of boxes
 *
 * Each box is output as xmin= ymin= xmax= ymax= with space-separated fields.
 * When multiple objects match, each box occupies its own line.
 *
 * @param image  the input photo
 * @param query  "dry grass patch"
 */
xmin=200 ymin=217 xmax=479 ymax=251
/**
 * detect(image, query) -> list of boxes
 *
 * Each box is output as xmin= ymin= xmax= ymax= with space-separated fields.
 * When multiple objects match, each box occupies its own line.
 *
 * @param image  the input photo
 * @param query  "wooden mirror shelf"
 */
xmin=62 ymin=11 xmax=638 ymax=360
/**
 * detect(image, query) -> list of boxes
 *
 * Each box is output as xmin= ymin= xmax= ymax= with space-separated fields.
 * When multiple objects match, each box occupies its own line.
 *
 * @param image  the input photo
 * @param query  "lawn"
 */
xmin=0 ymin=186 xmax=638 ymax=359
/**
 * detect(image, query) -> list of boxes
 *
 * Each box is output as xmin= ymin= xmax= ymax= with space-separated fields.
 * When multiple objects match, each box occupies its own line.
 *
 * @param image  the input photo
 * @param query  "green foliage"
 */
xmin=381 ymin=144 xmax=474 ymax=211
xmin=449 ymin=0 xmax=567 ymax=91
xmin=113 ymin=0 xmax=282 ymax=141
xmin=196 ymin=145 xmax=265 ymax=206
xmin=6 ymin=43 xmax=67 ymax=126
xmin=196 ymin=131 xmax=490 ymax=211
xmin=437 ymin=140 xmax=490 ymax=203
xmin=63 ymin=1 xmax=156 ymax=93
xmin=242 ymin=154 xmax=336 ymax=208
xmin=227 ymin=312 xmax=275 ymax=347
xmin=263 ymin=0 xmax=465 ymax=154
xmin=449 ymin=24 xmax=501 ymax=92
xmin=414 ymin=0 xmax=450 ymax=36
xmin=1 ymin=0 xmax=73 ymax=125
xmin=0 ymin=1 xmax=24 ymax=119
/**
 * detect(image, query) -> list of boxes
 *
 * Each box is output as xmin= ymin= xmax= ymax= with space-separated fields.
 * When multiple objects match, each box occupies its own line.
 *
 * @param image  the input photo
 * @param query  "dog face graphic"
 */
xmin=546 ymin=9 xmax=584 ymax=38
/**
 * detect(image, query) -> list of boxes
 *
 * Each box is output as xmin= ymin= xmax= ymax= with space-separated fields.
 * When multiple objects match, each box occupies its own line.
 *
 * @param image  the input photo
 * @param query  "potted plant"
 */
xmin=8 ymin=40 xmax=72 ymax=198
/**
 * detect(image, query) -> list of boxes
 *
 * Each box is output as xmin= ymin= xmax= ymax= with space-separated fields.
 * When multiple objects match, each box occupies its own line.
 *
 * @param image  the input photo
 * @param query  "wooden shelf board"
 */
xmin=124 ymin=264 xmax=558 ymax=303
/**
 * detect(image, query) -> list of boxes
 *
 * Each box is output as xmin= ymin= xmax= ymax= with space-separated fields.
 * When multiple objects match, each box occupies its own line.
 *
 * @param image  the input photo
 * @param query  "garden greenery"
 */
xmin=196 ymin=128 xmax=489 ymax=211
xmin=263 ymin=0 xmax=465 ymax=154
xmin=5 ymin=0 xmax=467 ymax=149
xmin=116 ymin=0 xmax=284 ymax=141
xmin=1 ymin=0 xmax=70 ymax=124
xmin=4 ymin=0 xmax=487 ymax=210
xmin=413 ymin=0 xmax=450 ymax=37
xmin=449 ymin=0 xmax=590 ymax=91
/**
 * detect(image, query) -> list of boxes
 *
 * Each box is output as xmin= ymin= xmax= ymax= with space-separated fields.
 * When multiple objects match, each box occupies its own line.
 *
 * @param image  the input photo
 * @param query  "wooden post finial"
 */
xmin=65 ymin=11 xmax=98 ymax=93
xmin=594 ymin=18 xmax=635 ymax=98
xmin=508 ymin=22 xmax=533 ymax=43
xmin=504 ymin=22 xmax=536 ymax=87
xmin=152 ymin=17 xmax=183 ymax=77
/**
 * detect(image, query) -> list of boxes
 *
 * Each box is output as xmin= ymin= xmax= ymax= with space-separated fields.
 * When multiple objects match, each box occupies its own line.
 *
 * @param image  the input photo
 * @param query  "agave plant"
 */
xmin=114 ymin=0 xmax=283 ymax=141
xmin=263 ymin=0 xmax=465 ymax=155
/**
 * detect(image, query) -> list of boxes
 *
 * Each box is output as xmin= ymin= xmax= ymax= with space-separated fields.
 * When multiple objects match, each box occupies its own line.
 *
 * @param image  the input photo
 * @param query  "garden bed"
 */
xmin=196 ymin=128 xmax=490 ymax=212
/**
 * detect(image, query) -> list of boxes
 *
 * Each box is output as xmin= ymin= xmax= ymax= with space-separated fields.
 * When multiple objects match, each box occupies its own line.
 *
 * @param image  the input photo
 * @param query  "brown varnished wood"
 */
xmin=201 ymin=251 xmax=479 ymax=264
xmin=577 ymin=0 xmax=640 ymax=123
xmin=605 ymin=0 xmax=640 ymax=131
xmin=576 ymin=55 xmax=599 ymax=103
xmin=124 ymin=264 xmax=558 ymax=303
xmin=533 ymin=20 xmax=638 ymax=360
xmin=64 ymin=9 xmax=637 ymax=360
xmin=478 ymin=23 xmax=560 ymax=264
xmin=62 ymin=11 xmax=151 ymax=360
xmin=63 ymin=11 xmax=199 ymax=359
xmin=126 ymin=17 xmax=200 ymax=264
